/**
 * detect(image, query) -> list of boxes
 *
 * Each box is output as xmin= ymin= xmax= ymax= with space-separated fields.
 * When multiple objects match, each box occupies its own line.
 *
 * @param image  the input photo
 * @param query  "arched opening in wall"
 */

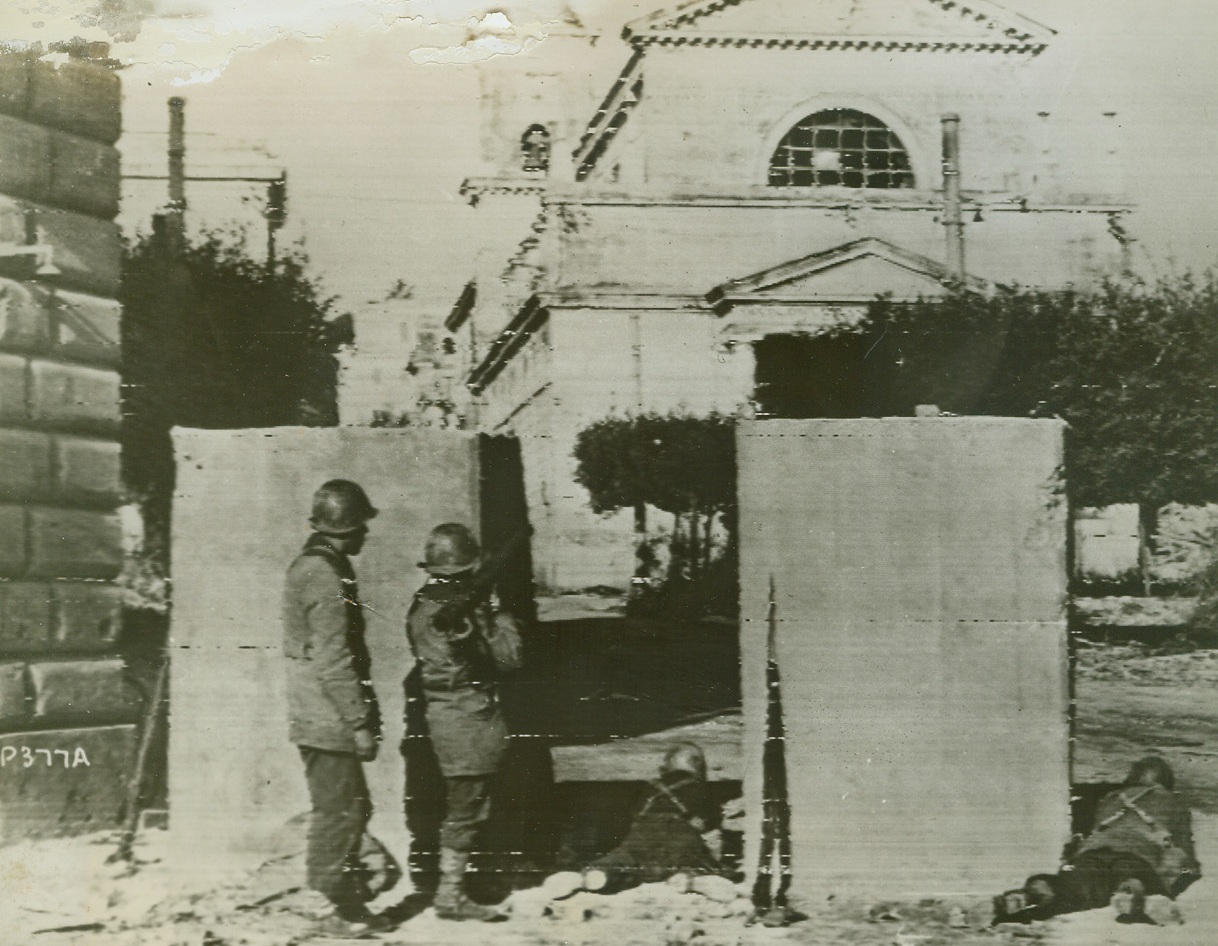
xmin=768 ymin=109 xmax=914 ymax=189
xmin=521 ymin=124 xmax=550 ymax=173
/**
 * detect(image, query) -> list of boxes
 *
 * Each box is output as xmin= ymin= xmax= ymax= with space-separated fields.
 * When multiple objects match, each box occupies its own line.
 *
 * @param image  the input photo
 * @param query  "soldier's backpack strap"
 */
xmin=301 ymin=542 xmax=354 ymax=581
xmin=639 ymin=775 xmax=707 ymax=833
xmin=1095 ymin=786 xmax=1168 ymax=841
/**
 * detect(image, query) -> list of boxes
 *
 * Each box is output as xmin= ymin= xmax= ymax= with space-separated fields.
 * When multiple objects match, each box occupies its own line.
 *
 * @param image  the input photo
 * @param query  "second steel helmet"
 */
xmin=421 ymin=523 xmax=480 ymax=576
xmin=309 ymin=480 xmax=378 ymax=536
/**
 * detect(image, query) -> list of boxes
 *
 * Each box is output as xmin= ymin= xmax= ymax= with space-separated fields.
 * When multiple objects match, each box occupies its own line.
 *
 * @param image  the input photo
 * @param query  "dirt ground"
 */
xmin=5 ymin=643 xmax=1218 ymax=946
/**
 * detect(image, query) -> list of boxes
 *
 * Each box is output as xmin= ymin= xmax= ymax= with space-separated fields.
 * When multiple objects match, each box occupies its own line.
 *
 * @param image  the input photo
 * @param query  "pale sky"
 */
xmin=4 ymin=1 xmax=1218 ymax=313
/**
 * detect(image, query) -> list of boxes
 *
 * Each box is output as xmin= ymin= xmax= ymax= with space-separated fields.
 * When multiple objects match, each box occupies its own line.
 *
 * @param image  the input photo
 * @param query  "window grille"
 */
xmin=768 ymin=109 xmax=914 ymax=189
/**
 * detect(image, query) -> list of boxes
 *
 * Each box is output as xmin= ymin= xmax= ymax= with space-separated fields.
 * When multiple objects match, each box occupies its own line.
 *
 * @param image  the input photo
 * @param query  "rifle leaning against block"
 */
xmin=431 ymin=526 xmax=533 ymax=633
xmin=109 ymin=652 xmax=170 ymax=864
xmin=751 ymin=573 xmax=800 ymax=927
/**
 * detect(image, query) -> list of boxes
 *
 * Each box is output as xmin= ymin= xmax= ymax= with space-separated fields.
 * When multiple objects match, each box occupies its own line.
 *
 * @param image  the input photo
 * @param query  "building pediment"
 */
xmin=625 ymin=0 xmax=1053 ymax=53
xmin=706 ymin=238 xmax=989 ymax=315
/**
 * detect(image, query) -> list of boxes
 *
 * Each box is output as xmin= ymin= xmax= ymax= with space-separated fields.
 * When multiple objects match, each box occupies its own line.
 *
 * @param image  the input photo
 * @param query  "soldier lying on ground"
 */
xmin=994 ymin=755 xmax=1201 ymax=925
xmin=540 ymin=743 xmax=737 ymax=902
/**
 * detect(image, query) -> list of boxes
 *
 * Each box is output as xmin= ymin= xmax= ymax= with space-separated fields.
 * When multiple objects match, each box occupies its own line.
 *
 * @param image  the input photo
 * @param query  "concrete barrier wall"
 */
xmin=168 ymin=427 xmax=481 ymax=881
xmin=0 ymin=51 xmax=131 ymax=844
xmin=737 ymin=418 xmax=1070 ymax=897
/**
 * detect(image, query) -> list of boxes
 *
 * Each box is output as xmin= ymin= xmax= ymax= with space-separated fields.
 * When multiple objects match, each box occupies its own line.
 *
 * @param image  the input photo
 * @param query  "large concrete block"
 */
xmin=27 ymin=203 xmax=121 ymax=296
xmin=737 ymin=418 xmax=1070 ymax=897
xmin=0 ymin=505 xmax=26 ymax=577
xmin=0 ymin=724 xmax=135 ymax=843
xmin=169 ymin=427 xmax=482 ymax=879
xmin=27 ymin=658 xmax=135 ymax=726
xmin=0 ymin=113 xmax=52 ymax=203
xmin=0 ymin=351 xmax=29 ymax=424
xmin=48 ymin=131 xmax=121 ymax=220
xmin=26 ymin=506 xmax=122 ymax=580
xmin=53 ymin=435 xmax=121 ymax=506
xmin=0 ymin=277 xmax=53 ymax=352
xmin=0 ymin=582 xmax=53 ymax=652
xmin=28 ymin=59 xmax=122 ymax=145
xmin=51 ymin=582 xmax=121 ymax=652
xmin=0 ymin=429 xmax=52 ymax=503
xmin=28 ymin=359 xmax=120 ymax=432
xmin=0 ymin=661 xmax=28 ymax=730
xmin=51 ymin=288 xmax=120 ymax=365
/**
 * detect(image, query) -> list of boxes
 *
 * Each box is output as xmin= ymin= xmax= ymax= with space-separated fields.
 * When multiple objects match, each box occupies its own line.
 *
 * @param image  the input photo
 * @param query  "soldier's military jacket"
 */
xmin=282 ymin=534 xmax=380 ymax=753
xmin=404 ymin=575 xmax=513 ymax=777
xmin=1075 ymin=782 xmax=1201 ymax=896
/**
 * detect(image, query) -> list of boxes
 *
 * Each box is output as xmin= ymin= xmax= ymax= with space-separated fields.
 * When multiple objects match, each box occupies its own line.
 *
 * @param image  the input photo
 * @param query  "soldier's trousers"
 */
xmin=299 ymin=747 xmax=372 ymax=909
xmin=441 ymin=775 xmax=492 ymax=852
xmin=1056 ymin=849 xmax=1165 ymax=912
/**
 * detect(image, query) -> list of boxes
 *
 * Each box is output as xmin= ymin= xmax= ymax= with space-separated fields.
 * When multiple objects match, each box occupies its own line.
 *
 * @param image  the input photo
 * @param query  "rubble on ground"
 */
xmin=6 ymin=823 xmax=1214 ymax=946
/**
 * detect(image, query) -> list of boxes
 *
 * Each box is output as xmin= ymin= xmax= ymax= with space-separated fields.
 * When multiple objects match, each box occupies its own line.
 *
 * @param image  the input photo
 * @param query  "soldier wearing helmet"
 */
xmin=283 ymin=480 xmax=387 ymax=934
xmin=540 ymin=742 xmax=726 ymax=901
xmin=403 ymin=523 xmax=519 ymax=921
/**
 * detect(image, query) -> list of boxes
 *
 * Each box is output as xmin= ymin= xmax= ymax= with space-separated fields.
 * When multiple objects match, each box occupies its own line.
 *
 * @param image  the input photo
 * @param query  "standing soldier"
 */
xmin=405 ymin=523 xmax=520 ymax=922
xmin=283 ymin=480 xmax=387 ymax=935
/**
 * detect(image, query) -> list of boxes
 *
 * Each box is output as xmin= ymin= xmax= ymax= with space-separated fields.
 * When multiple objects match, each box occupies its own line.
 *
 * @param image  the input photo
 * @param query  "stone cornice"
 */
xmin=624 ymin=0 xmax=1054 ymax=50
xmin=627 ymin=34 xmax=1047 ymax=54
xmin=459 ymin=177 xmax=547 ymax=206
xmin=543 ymin=190 xmax=1134 ymax=216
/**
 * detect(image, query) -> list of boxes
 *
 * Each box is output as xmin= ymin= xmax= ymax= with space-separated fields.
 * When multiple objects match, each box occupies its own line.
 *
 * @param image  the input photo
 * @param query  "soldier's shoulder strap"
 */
xmin=639 ymin=776 xmax=706 ymax=832
xmin=300 ymin=543 xmax=355 ymax=581
xmin=1096 ymin=786 xmax=1157 ymax=832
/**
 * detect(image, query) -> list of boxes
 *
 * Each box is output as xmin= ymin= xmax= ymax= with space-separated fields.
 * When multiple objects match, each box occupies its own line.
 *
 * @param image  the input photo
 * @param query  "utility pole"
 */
xmin=940 ymin=113 xmax=965 ymax=283
xmin=123 ymin=97 xmax=289 ymax=265
xmin=265 ymin=172 xmax=287 ymax=270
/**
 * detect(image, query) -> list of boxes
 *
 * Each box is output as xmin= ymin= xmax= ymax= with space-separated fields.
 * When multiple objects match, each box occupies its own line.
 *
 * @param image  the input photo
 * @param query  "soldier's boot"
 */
xmin=434 ymin=848 xmax=505 ymax=922
xmin=1112 ymin=878 xmax=1149 ymax=923
xmin=540 ymin=871 xmax=587 ymax=900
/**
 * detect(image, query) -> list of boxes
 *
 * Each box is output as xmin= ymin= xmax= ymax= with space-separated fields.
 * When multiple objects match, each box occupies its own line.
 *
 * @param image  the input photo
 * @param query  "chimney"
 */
xmin=941 ymin=113 xmax=964 ymax=282
xmin=166 ymin=97 xmax=187 ymax=251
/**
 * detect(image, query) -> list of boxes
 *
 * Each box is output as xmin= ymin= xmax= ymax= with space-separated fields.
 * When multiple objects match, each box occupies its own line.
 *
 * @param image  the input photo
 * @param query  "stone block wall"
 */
xmin=0 ymin=50 xmax=135 ymax=844
xmin=737 ymin=418 xmax=1070 ymax=896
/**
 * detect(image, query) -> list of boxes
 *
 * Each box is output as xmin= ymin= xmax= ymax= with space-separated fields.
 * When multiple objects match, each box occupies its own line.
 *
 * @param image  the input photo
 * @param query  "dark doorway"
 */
xmin=753 ymin=332 xmax=887 ymax=419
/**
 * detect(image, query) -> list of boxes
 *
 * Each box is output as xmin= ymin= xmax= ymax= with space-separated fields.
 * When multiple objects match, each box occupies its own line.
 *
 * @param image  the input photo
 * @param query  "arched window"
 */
xmin=521 ymin=124 xmax=550 ymax=173
xmin=768 ymin=109 xmax=913 ymax=189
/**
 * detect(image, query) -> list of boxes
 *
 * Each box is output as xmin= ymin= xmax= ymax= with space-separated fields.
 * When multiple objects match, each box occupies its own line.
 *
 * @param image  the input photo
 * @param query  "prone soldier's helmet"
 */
xmin=309 ymin=480 xmax=378 ymax=536
xmin=421 ymin=523 xmax=480 ymax=576
xmin=661 ymin=742 xmax=708 ymax=781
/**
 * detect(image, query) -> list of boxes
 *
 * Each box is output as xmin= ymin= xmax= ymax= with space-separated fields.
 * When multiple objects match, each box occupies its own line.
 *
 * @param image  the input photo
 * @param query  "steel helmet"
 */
xmin=661 ymin=742 xmax=708 ymax=781
xmin=309 ymin=480 xmax=378 ymax=536
xmin=421 ymin=523 xmax=480 ymax=576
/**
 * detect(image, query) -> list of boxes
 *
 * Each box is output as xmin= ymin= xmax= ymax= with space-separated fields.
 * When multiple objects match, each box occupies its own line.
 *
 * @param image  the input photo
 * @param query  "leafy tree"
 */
xmin=121 ymin=221 xmax=350 ymax=594
xmin=573 ymin=412 xmax=737 ymax=617
xmin=849 ymin=276 xmax=1218 ymax=509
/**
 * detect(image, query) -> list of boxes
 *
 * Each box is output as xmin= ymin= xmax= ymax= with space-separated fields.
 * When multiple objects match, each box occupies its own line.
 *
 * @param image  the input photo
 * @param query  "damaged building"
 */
xmin=338 ymin=0 xmax=1134 ymax=593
